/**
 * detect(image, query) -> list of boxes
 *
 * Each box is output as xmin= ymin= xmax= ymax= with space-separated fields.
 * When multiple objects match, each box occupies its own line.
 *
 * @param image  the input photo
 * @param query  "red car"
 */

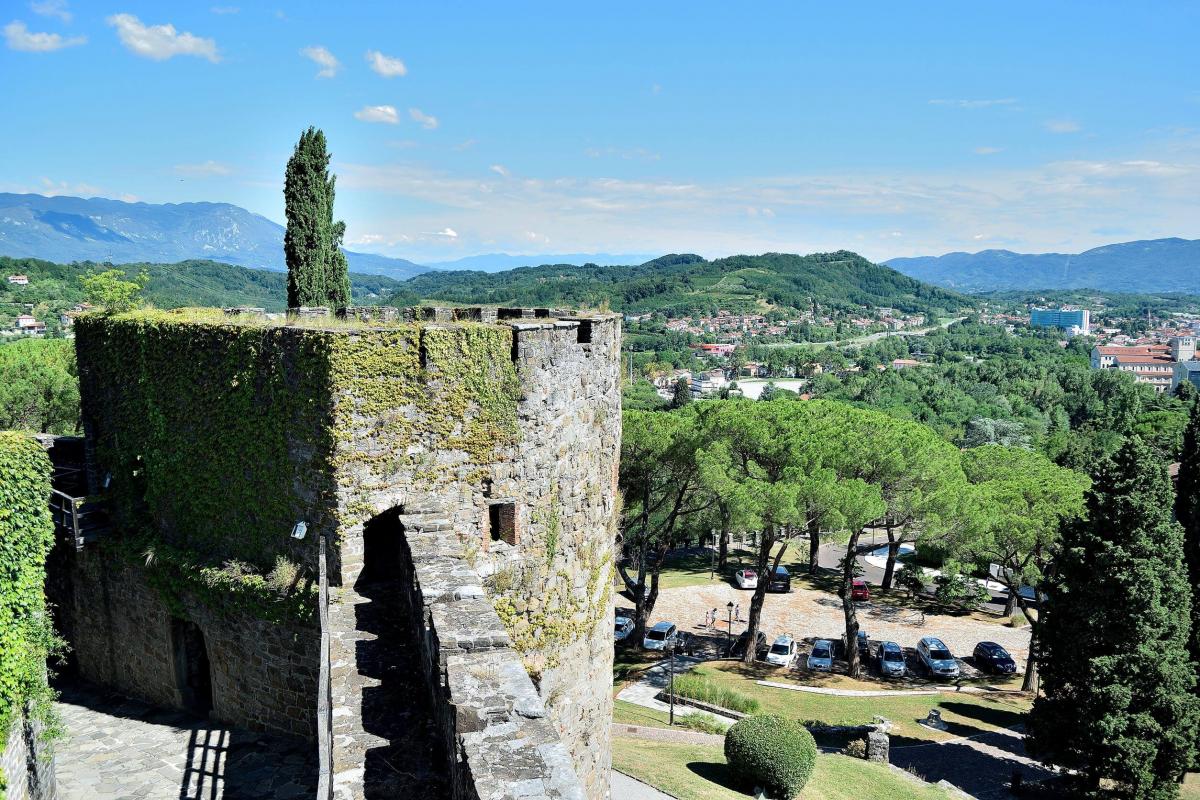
xmin=851 ymin=579 xmax=871 ymax=601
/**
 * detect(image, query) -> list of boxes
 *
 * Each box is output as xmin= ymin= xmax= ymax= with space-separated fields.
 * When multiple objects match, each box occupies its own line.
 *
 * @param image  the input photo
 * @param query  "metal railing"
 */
xmin=48 ymin=489 xmax=108 ymax=550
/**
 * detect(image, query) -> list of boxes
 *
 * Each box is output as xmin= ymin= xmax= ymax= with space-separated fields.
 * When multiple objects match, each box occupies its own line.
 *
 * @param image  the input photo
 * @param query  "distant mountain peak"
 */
xmin=885 ymin=237 xmax=1199 ymax=292
xmin=0 ymin=193 xmax=429 ymax=280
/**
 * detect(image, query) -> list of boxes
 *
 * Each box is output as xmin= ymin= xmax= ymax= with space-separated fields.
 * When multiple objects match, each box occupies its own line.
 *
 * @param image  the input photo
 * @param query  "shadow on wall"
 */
xmin=355 ymin=508 xmax=449 ymax=799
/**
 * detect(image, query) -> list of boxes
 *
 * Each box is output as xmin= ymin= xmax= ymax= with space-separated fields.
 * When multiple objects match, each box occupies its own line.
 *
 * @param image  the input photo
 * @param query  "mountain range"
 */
xmin=0 ymin=193 xmax=429 ymax=279
xmin=424 ymin=252 xmax=657 ymax=272
xmin=886 ymin=238 xmax=1200 ymax=293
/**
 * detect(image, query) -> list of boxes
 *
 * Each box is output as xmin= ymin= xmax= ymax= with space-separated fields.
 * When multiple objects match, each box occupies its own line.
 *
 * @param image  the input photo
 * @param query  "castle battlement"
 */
xmin=52 ymin=304 xmax=621 ymax=799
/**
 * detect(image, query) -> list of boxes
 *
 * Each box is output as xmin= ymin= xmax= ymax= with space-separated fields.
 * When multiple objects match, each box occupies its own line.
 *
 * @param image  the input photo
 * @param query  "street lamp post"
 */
xmin=726 ymin=601 xmax=734 ymax=643
xmin=709 ymin=528 xmax=716 ymax=580
xmin=667 ymin=640 xmax=676 ymax=726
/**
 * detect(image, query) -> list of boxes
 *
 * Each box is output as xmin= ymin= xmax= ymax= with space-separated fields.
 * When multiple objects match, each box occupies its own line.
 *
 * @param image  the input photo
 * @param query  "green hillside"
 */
xmin=0 ymin=256 xmax=418 ymax=328
xmin=403 ymin=251 xmax=971 ymax=317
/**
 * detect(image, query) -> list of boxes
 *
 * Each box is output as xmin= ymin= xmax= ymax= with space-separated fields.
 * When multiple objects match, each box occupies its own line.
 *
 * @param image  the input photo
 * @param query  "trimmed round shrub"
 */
xmin=724 ymin=715 xmax=817 ymax=799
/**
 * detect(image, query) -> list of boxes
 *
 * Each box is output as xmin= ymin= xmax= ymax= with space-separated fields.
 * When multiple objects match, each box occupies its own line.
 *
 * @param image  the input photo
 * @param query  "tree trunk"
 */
xmin=881 ymin=524 xmax=899 ymax=591
xmin=840 ymin=529 xmax=864 ymax=677
xmin=1003 ymin=587 xmax=1017 ymax=618
xmin=1017 ymin=593 xmax=1040 ymax=693
xmin=743 ymin=530 xmax=775 ymax=665
xmin=807 ymin=519 xmax=821 ymax=575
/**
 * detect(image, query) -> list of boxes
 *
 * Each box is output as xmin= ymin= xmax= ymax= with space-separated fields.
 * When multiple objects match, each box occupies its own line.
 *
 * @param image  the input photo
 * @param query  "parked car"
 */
xmin=643 ymin=621 xmax=679 ymax=651
xmin=851 ymin=579 xmax=871 ymax=601
xmin=767 ymin=565 xmax=791 ymax=593
xmin=807 ymin=639 xmax=834 ymax=672
xmin=877 ymin=641 xmax=907 ymax=678
xmin=734 ymin=568 xmax=759 ymax=589
xmin=917 ymin=637 xmax=960 ymax=678
xmin=973 ymin=641 xmax=1017 ymax=675
xmin=614 ymin=616 xmax=634 ymax=642
xmin=766 ymin=634 xmax=798 ymax=667
xmin=856 ymin=630 xmax=871 ymax=660
xmin=728 ymin=629 xmax=769 ymax=660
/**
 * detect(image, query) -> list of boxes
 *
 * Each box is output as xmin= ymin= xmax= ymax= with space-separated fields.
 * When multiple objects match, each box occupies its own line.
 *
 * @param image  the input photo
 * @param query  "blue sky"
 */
xmin=2 ymin=1 xmax=1198 ymax=263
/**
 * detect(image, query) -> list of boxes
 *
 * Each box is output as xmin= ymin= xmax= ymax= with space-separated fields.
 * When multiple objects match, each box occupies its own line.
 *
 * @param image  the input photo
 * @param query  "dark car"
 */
xmin=727 ymin=629 xmax=769 ymax=660
xmin=973 ymin=641 xmax=1017 ymax=675
xmin=767 ymin=566 xmax=791 ymax=593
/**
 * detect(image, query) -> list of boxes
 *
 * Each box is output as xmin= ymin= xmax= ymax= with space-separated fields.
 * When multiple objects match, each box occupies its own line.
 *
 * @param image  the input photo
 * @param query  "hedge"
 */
xmin=724 ymin=714 xmax=817 ymax=799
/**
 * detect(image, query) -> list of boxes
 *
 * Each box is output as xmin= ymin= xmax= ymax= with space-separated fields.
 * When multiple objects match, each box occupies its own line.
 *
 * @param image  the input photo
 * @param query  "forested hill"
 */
xmin=0 ymin=255 xmax=415 ymax=316
xmin=404 ymin=251 xmax=972 ymax=317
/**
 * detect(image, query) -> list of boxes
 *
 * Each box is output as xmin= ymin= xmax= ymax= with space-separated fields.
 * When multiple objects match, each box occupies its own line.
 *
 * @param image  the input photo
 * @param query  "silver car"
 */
xmin=917 ymin=636 xmax=960 ymax=678
xmin=877 ymin=641 xmax=907 ymax=678
xmin=642 ymin=621 xmax=679 ymax=651
xmin=806 ymin=639 xmax=834 ymax=672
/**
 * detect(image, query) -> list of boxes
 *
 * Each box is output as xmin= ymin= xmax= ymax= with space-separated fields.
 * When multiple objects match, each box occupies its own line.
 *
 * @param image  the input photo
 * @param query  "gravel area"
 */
xmin=648 ymin=581 xmax=1031 ymax=667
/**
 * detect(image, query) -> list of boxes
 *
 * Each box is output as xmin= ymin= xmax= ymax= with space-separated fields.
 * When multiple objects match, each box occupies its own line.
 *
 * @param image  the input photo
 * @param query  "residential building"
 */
xmin=1030 ymin=308 xmax=1090 ymax=335
xmin=11 ymin=314 xmax=46 ymax=336
xmin=691 ymin=369 xmax=728 ymax=398
xmin=1091 ymin=340 xmax=1195 ymax=393
xmin=7 ymin=274 xmax=29 ymax=285
xmin=891 ymin=358 xmax=921 ymax=370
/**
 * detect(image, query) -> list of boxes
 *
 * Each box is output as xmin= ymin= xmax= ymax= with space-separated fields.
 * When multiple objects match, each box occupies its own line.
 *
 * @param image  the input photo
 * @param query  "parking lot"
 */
xmin=642 ymin=576 xmax=1031 ymax=678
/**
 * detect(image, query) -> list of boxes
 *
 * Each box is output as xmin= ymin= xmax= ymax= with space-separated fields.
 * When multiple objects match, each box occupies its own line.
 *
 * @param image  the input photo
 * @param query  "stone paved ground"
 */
xmin=890 ymin=726 xmax=1059 ymax=800
xmin=54 ymin=683 xmax=316 ymax=799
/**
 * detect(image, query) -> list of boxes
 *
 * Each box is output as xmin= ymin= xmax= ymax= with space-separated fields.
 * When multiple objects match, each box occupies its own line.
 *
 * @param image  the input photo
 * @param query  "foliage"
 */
xmin=0 ymin=433 xmax=62 ymax=746
xmin=284 ymin=127 xmax=351 ymax=310
xmin=931 ymin=566 xmax=990 ymax=611
xmin=79 ymin=267 xmax=147 ymax=313
xmin=405 ymin=250 xmax=971 ymax=319
xmin=894 ymin=562 xmax=927 ymax=599
xmin=1029 ymin=438 xmax=1199 ymax=799
xmin=1179 ymin=402 xmax=1200 ymax=700
xmin=673 ymin=673 xmax=761 ymax=714
xmin=0 ymin=338 xmax=79 ymax=434
xmin=675 ymin=711 xmax=729 ymax=735
xmin=0 ymin=255 xmax=415 ymax=321
xmin=724 ymin=715 xmax=817 ymax=799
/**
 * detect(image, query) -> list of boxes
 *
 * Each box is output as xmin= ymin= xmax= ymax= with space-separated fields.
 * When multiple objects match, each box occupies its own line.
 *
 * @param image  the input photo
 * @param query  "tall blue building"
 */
xmin=1030 ymin=308 xmax=1090 ymax=334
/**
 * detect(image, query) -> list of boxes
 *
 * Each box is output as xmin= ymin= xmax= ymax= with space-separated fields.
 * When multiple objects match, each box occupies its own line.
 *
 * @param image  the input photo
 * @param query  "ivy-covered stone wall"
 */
xmin=0 ymin=433 xmax=59 ymax=800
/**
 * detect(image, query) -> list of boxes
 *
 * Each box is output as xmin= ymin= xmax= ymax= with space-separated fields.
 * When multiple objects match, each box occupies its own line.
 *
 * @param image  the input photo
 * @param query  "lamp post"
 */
xmin=726 ymin=601 xmax=734 ymax=642
xmin=709 ymin=528 xmax=716 ymax=580
xmin=667 ymin=640 xmax=676 ymax=726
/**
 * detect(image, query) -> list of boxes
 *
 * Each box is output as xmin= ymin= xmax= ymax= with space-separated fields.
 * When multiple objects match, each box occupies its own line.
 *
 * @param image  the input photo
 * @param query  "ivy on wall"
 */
xmin=0 ymin=433 xmax=62 ymax=763
xmin=73 ymin=308 xmax=524 ymax=622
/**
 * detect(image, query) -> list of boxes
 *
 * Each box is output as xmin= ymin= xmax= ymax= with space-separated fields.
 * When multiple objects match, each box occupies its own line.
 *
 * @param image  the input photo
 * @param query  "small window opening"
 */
xmin=489 ymin=503 xmax=517 ymax=545
xmin=576 ymin=320 xmax=593 ymax=344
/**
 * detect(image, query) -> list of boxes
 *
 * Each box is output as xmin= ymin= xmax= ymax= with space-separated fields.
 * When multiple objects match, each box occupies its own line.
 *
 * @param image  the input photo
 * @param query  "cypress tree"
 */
xmin=284 ymin=127 xmax=351 ymax=310
xmin=1179 ymin=401 xmax=1200 ymax=739
xmin=1028 ymin=437 xmax=1199 ymax=799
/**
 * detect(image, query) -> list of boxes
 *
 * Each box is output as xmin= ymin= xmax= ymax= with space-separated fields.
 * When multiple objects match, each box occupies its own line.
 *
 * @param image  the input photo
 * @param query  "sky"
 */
xmin=2 ymin=1 xmax=1199 ymax=264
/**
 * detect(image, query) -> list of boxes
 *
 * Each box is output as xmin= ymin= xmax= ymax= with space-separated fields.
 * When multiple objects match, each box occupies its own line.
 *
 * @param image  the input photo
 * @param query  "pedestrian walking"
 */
xmin=710 ymin=607 xmax=718 ymax=631
xmin=735 ymin=603 xmax=741 ymax=622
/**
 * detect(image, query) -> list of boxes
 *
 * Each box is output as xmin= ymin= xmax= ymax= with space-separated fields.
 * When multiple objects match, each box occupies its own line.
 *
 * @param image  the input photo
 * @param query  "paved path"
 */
xmin=615 ymin=656 xmax=738 ymax=727
xmin=54 ymin=683 xmax=316 ymax=799
xmin=612 ymin=770 xmax=676 ymax=800
xmin=890 ymin=725 xmax=1057 ymax=800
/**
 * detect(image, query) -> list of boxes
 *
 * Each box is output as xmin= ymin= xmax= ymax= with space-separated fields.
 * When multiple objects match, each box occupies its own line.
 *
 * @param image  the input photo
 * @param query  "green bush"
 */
xmin=724 ymin=715 xmax=817 ymax=799
xmin=675 ymin=711 xmax=728 ymax=735
xmin=672 ymin=673 xmax=760 ymax=714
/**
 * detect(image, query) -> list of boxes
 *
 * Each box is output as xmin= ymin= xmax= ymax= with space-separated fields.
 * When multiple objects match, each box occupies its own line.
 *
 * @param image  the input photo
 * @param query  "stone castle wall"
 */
xmin=64 ymin=306 xmax=620 ymax=798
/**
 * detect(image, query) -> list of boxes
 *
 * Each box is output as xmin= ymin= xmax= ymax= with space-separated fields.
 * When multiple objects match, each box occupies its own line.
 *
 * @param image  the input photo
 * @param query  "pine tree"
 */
xmin=1029 ymin=437 xmax=1199 ymax=799
xmin=1178 ymin=401 xmax=1200 ymax=728
xmin=284 ymin=127 xmax=351 ymax=310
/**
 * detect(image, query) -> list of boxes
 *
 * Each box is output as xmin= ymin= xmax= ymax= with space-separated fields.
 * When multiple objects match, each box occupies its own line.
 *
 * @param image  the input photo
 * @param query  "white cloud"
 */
xmin=490 ymin=164 xmax=510 ymax=177
xmin=929 ymin=98 xmax=1017 ymax=109
xmin=300 ymin=45 xmax=339 ymax=78
xmin=106 ymin=14 xmax=219 ymax=62
xmin=1045 ymin=119 xmax=1081 ymax=134
xmin=409 ymin=107 xmax=438 ymax=130
xmin=421 ymin=227 xmax=457 ymax=238
xmin=365 ymin=49 xmax=406 ymax=77
xmin=4 ymin=20 xmax=85 ymax=51
xmin=174 ymin=160 xmax=231 ymax=176
xmin=30 ymin=0 xmax=71 ymax=22
xmin=354 ymin=105 xmax=399 ymax=124
xmin=974 ymin=146 xmax=1003 ymax=155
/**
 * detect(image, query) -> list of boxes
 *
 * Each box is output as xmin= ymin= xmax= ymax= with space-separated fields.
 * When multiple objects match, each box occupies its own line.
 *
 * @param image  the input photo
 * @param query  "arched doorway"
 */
xmin=171 ymin=618 xmax=213 ymax=717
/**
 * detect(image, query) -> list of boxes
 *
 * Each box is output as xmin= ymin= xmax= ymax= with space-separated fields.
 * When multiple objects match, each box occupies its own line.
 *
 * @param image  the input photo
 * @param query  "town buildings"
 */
xmin=1030 ymin=307 xmax=1090 ymax=336
xmin=1091 ymin=336 xmax=1198 ymax=393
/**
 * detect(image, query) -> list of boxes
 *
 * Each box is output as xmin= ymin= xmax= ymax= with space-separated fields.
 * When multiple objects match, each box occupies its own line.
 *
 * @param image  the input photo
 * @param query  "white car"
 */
xmin=614 ymin=616 xmax=634 ymax=642
xmin=642 ymin=621 xmax=679 ymax=651
xmin=734 ymin=569 xmax=759 ymax=589
xmin=806 ymin=639 xmax=834 ymax=672
xmin=766 ymin=634 xmax=798 ymax=667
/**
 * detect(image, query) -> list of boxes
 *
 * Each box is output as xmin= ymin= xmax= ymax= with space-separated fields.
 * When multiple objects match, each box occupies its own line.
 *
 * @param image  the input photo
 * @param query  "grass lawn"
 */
xmin=612 ymin=738 xmax=952 ymax=800
xmin=614 ymin=650 xmax=663 ymax=688
xmin=614 ymin=699 xmax=675 ymax=728
xmin=694 ymin=662 xmax=1031 ymax=746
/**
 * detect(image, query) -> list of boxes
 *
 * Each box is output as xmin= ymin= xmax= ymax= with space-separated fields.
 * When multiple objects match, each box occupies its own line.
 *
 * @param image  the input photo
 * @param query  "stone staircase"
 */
xmin=329 ymin=506 xmax=454 ymax=800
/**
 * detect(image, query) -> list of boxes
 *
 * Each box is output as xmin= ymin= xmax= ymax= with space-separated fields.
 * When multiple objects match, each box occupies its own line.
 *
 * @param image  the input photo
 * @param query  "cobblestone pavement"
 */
xmin=54 ymin=683 xmax=316 ymax=799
